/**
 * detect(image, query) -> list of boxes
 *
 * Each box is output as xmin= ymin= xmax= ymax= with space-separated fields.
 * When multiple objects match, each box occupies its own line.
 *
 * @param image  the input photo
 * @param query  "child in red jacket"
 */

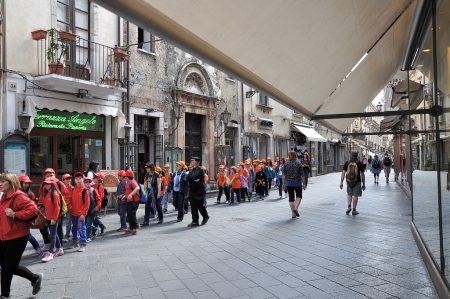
xmin=66 ymin=172 xmax=90 ymax=252
xmin=39 ymin=177 xmax=63 ymax=262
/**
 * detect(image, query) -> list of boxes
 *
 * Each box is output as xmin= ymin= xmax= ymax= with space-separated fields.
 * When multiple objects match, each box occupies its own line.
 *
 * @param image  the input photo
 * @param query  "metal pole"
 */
xmin=407 ymin=70 xmax=414 ymax=219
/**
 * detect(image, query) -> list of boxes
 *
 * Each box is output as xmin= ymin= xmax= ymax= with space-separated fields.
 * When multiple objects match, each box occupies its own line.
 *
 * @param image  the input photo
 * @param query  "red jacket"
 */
xmin=64 ymin=184 xmax=74 ymax=204
xmin=94 ymin=183 xmax=104 ymax=211
xmin=125 ymin=180 xmax=140 ymax=202
xmin=41 ymin=191 xmax=61 ymax=222
xmin=67 ymin=186 xmax=90 ymax=217
xmin=0 ymin=190 xmax=38 ymax=241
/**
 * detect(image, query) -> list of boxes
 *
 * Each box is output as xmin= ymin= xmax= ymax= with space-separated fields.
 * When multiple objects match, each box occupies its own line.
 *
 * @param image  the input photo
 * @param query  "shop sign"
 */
xmin=100 ymin=169 xmax=120 ymax=193
xmin=35 ymin=109 xmax=104 ymax=131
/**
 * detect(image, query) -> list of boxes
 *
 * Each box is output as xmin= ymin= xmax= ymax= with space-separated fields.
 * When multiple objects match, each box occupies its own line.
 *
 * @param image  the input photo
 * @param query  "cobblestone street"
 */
xmin=13 ymin=172 xmax=436 ymax=299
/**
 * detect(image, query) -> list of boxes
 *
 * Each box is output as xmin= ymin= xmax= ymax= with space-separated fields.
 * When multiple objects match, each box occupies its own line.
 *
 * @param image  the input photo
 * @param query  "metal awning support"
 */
xmin=310 ymin=106 xmax=447 ymax=120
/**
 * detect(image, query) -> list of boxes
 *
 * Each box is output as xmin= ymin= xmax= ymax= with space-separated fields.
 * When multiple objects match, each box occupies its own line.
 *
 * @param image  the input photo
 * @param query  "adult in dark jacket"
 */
xmin=0 ymin=173 xmax=43 ymax=298
xmin=186 ymin=157 xmax=209 ymax=227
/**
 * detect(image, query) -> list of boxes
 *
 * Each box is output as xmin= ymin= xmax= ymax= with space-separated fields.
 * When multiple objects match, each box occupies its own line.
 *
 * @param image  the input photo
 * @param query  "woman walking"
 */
xmin=282 ymin=151 xmax=306 ymax=218
xmin=301 ymin=152 xmax=311 ymax=187
xmin=371 ymin=155 xmax=382 ymax=184
xmin=0 ymin=173 xmax=43 ymax=298
xmin=275 ymin=158 xmax=286 ymax=199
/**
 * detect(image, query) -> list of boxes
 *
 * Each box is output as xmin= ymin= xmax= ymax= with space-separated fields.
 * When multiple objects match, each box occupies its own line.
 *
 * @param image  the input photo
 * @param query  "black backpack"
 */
xmin=101 ymin=188 xmax=108 ymax=208
xmin=372 ymin=159 xmax=380 ymax=168
xmin=383 ymin=157 xmax=392 ymax=166
xmin=346 ymin=162 xmax=359 ymax=187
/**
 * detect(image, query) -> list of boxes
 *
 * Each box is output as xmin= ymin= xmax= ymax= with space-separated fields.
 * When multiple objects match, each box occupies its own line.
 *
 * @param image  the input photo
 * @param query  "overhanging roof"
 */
xmin=93 ymin=0 xmax=416 ymax=132
xmin=292 ymin=125 xmax=327 ymax=142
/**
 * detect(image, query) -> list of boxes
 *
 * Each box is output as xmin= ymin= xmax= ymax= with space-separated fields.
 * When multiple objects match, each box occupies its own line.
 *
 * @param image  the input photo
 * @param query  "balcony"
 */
xmin=31 ymin=29 xmax=127 ymax=98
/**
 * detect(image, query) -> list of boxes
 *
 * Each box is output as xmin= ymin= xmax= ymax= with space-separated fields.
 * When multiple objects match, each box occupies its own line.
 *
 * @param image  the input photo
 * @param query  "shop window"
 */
xmin=30 ymin=136 xmax=54 ymax=177
xmin=138 ymin=27 xmax=155 ymax=53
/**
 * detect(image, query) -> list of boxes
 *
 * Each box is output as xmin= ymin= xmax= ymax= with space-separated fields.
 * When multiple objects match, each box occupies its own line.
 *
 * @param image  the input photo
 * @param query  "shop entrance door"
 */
xmin=72 ymin=136 xmax=82 ymax=172
xmin=185 ymin=113 xmax=202 ymax=164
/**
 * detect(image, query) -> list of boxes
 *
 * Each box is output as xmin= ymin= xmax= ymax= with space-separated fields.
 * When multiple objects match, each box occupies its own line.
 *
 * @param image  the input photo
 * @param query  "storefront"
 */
xmin=29 ymin=108 xmax=106 ymax=179
xmin=404 ymin=0 xmax=450 ymax=296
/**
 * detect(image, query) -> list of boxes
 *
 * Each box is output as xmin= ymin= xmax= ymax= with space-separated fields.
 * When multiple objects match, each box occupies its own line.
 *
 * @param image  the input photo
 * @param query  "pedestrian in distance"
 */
xmin=229 ymin=166 xmax=241 ymax=204
xmin=371 ymin=155 xmax=382 ymax=184
xmin=282 ymin=151 xmax=306 ymax=219
xmin=116 ymin=170 xmax=128 ymax=231
xmin=275 ymin=158 xmax=285 ymax=199
xmin=161 ymin=163 xmax=173 ymax=213
xmin=92 ymin=173 xmax=106 ymax=237
xmin=245 ymin=160 xmax=255 ymax=198
xmin=186 ymin=157 xmax=209 ymax=227
xmin=383 ymin=152 xmax=393 ymax=183
xmin=39 ymin=177 xmax=64 ymax=262
xmin=340 ymin=151 xmax=366 ymax=215
xmin=171 ymin=161 xmax=188 ymax=222
xmin=254 ymin=162 xmax=266 ymax=200
xmin=142 ymin=163 xmax=163 ymax=226
xmin=85 ymin=160 xmax=99 ymax=180
xmin=66 ymin=172 xmax=90 ymax=252
xmin=124 ymin=170 xmax=140 ymax=235
xmin=301 ymin=152 xmax=311 ymax=187
xmin=238 ymin=163 xmax=249 ymax=202
xmin=61 ymin=173 xmax=73 ymax=243
xmin=216 ymin=165 xmax=230 ymax=204
xmin=0 ymin=172 xmax=43 ymax=298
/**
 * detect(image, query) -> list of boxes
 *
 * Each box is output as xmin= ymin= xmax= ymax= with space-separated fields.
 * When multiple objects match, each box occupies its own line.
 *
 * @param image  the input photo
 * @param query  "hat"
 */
xmin=94 ymin=172 xmax=104 ymax=180
xmin=218 ymin=165 xmax=225 ymax=169
xmin=18 ymin=175 xmax=32 ymax=183
xmin=43 ymin=177 xmax=56 ymax=185
xmin=176 ymin=161 xmax=186 ymax=168
xmin=62 ymin=174 xmax=72 ymax=181
xmin=84 ymin=177 xmax=93 ymax=183
xmin=125 ymin=170 xmax=134 ymax=178
xmin=118 ymin=170 xmax=125 ymax=177
xmin=73 ymin=171 xmax=84 ymax=178
xmin=44 ymin=168 xmax=55 ymax=174
xmin=190 ymin=157 xmax=200 ymax=162
xmin=155 ymin=166 xmax=162 ymax=173
xmin=230 ymin=166 xmax=237 ymax=170
xmin=164 ymin=163 xmax=170 ymax=168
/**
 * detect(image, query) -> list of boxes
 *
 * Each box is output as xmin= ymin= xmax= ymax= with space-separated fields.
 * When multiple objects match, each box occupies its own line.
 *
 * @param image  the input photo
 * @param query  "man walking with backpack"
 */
xmin=383 ymin=152 xmax=393 ymax=183
xmin=340 ymin=151 xmax=365 ymax=215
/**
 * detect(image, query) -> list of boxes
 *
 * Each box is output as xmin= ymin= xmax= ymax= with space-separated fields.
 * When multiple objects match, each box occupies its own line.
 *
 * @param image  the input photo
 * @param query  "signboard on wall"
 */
xmin=34 ymin=108 xmax=104 ymax=131
xmin=4 ymin=143 xmax=27 ymax=175
xmin=100 ymin=169 xmax=120 ymax=193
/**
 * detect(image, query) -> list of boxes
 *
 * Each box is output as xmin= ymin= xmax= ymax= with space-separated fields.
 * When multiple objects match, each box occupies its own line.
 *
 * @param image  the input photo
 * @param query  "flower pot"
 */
xmin=48 ymin=63 xmax=65 ymax=74
xmin=59 ymin=31 xmax=77 ymax=42
xmin=113 ymin=47 xmax=129 ymax=62
xmin=104 ymin=78 xmax=118 ymax=86
xmin=31 ymin=29 xmax=47 ymax=40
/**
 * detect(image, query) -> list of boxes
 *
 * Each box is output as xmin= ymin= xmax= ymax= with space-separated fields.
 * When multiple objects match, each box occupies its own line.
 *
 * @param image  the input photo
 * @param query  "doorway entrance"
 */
xmin=185 ymin=113 xmax=202 ymax=164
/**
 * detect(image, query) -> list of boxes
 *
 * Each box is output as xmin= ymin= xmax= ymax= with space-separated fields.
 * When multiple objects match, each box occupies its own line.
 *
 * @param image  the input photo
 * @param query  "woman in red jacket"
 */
xmin=39 ymin=177 xmax=63 ymax=262
xmin=0 ymin=172 xmax=43 ymax=298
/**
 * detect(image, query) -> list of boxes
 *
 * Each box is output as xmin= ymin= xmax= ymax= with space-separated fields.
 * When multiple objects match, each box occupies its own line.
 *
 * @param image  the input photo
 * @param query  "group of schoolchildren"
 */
xmin=215 ymin=154 xmax=311 ymax=204
xmin=18 ymin=165 xmax=107 ymax=262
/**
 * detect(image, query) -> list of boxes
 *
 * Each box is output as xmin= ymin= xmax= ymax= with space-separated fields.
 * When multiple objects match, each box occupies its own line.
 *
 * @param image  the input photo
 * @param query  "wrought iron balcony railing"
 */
xmin=32 ymin=29 xmax=128 ymax=87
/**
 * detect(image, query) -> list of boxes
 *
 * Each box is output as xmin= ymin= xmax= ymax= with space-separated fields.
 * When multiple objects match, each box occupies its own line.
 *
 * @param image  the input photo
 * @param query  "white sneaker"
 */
xmin=54 ymin=248 xmax=64 ymax=257
xmin=41 ymin=252 xmax=54 ymax=263
xmin=78 ymin=245 xmax=86 ymax=252
xmin=86 ymin=238 xmax=92 ymax=243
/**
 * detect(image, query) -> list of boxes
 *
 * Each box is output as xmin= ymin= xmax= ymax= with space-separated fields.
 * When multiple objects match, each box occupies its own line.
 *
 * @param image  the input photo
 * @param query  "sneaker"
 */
xmin=295 ymin=210 xmax=300 ymax=218
xmin=216 ymin=201 xmax=221 ymax=204
xmin=32 ymin=273 xmax=44 ymax=295
xmin=78 ymin=245 xmax=86 ymax=252
xmin=201 ymin=217 xmax=209 ymax=225
xmin=124 ymin=228 xmax=132 ymax=234
xmin=69 ymin=240 xmax=79 ymax=249
xmin=177 ymin=219 xmax=182 ymax=222
xmin=62 ymin=238 xmax=68 ymax=243
xmin=187 ymin=222 xmax=199 ymax=227
xmin=116 ymin=227 xmax=124 ymax=231
xmin=163 ymin=208 xmax=168 ymax=213
xmin=157 ymin=220 xmax=163 ymax=224
xmin=131 ymin=229 xmax=138 ymax=235
xmin=35 ymin=247 xmax=44 ymax=257
xmin=352 ymin=210 xmax=359 ymax=215
xmin=140 ymin=222 xmax=150 ymax=227
xmin=100 ymin=226 xmax=106 ymax=235
xmin=86 ymin=238 xmax=92 ymax=243
xmin=42 ymin=244 xmax=50 ymax=252
xmin=41 ymin=252 xmax=53 ymax=263
xmin=54 ymin=248 xmax=64 ymax=257
xmin=346 ymin=207 xmax=352 ymax=215
xmin=225 ymin=200 xmax=229 ymax=204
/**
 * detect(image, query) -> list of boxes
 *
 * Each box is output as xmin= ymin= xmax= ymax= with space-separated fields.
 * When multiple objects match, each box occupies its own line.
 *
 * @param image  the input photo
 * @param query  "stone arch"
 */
xmin=177 ymin=62 xmax=215 ymax=97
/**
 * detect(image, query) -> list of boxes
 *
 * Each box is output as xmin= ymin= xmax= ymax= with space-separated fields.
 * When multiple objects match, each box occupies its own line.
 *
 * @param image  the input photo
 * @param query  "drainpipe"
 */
xmin=1 ymin=0 xmax=6 ymax=135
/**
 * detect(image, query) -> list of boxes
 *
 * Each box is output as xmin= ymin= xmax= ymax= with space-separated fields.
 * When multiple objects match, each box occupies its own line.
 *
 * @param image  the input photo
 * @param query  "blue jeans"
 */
xmin=118 ymin=201 xmax=127 ymax=228
xmin=173 ymin=191 xmax=186 ymax=220
xmin=48 ymin=221 xmax=61 ymax=253
xmin=86 ymin=213 xmax=95 ymax=239
xmin=161 ymin=190 xmax=172 ymax=210
xmin=71 ymin=215 xmax=87 ymax=245
xmin=92 ymin=215 xmax=105 ymax=234
xmin=27 ymin=233 xmax=40 ymax=250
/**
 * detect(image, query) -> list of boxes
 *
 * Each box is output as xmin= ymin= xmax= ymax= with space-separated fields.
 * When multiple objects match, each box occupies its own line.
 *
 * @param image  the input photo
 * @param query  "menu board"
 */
xmin=4 ymin=143 xmax=27 ymax=175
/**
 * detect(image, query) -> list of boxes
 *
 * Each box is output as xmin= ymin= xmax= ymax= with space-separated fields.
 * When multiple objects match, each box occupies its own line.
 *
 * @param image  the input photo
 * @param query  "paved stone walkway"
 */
xmin=12 ymin=172 xmax=437 ymax=298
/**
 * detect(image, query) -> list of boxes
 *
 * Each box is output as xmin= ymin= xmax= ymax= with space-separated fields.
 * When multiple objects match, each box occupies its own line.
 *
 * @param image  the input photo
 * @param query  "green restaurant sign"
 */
xmin=35 ymin=109 xmax=104 ymax=131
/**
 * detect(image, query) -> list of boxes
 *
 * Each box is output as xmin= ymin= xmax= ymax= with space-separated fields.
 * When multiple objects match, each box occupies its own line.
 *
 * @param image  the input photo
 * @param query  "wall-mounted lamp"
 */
xmin=376 ymin=102 xmax=383 ymax=112
xmin=245 ymin=89 xmax=257 ymax=98
xmin=124 ymin=122 xmax=132 ymax=140
xmin=18 ymin=111 xmax=32 ymax=132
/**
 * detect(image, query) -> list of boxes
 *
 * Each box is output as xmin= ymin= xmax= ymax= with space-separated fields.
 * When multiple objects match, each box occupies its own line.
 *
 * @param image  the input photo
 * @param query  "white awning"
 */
xmin=292 ymin=125 xmax=327 ymax=142
xmin=93 ymin=0 xmax=415 ymax=133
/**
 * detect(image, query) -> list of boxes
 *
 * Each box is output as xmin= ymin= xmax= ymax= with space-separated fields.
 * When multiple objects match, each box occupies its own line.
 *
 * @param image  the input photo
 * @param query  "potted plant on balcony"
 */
xmin=113 ymin=45 xmax=129 ymax=62
xmin=47 ymin=29 xmax=67 ymax=74
xmin=31 ymin=29 xmax=47 ymax=40
xmin=58 ymin=30 xmax=77 ymax=42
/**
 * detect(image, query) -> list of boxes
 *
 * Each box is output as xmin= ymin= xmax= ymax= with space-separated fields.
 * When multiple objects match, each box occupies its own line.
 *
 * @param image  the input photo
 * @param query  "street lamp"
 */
xmin=245 ymin=89 xmax=256 ymax=98
xmin=217 ymin=107 xmax=232 ymax=140
xmin=18 ymin=111 xmax=32 ymax=132
xmin=124 ymin=122 xmax=132 ymax=141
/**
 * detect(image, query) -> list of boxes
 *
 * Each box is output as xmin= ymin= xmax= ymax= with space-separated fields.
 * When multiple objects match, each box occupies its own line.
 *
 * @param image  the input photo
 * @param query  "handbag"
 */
xmin=9 ymin=192 xmax=47 ymax=229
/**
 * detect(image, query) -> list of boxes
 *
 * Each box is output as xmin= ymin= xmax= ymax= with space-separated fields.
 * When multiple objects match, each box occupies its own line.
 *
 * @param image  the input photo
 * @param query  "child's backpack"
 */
xmin=101 ymin=187 xmax=109 ymax=208
xmin=345 ymin=162 xmax=359 ymax=187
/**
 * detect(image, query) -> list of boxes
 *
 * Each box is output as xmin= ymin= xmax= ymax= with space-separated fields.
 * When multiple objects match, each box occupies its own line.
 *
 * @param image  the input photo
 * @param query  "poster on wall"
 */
xmin=4 ymin=143 xmax=27 ymax=175
xmin=100 ymin=170 xmax=120 ymax=193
